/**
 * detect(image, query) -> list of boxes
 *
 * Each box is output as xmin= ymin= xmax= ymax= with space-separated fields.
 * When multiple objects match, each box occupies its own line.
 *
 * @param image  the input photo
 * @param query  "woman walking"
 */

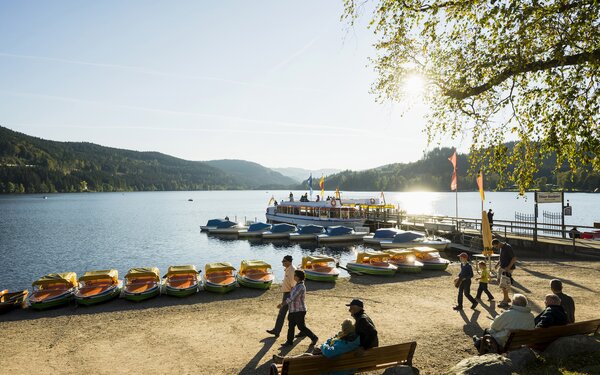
xmin=277 ymin=270 xmax=318 ymax=347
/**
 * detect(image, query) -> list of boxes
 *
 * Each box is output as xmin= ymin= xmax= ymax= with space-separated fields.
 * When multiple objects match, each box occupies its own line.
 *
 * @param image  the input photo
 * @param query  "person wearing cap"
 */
xmin=267 ymin=255 xmax=296 ymax=337
xmin=346 ymin=299 xmax=378 ymax=350
xmin=454 ymin=253 xmax=478 ymax=311
xmin=550 ymin=279 xmax=575 ymax=323
xmin=534 ymin=294 xmax=568 ymax=328
xmin=493 ymin=239 xmax=517 ymax=309
xmin=277 ymin=270 xmax=318 ymax=347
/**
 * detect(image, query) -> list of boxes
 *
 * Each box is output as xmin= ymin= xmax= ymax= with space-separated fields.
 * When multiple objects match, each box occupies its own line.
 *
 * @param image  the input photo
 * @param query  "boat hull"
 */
xmin=208 ymin=226 xmax=247 ymax=235
xmin=317 ymin=233 xmax=367 ymax=243
xmin=262 ymin=232 xmax=294 ymax=239
xmin=203 ymin=281 xmax=237 ymax=293
xmin=75 ymin=286 xmax=121 ymax=306
xmin=345 ymin=262 xmax=397 ymax=276
xmin=380 ymin=241 xmax=450 ymax=250
xmin=238 ymin=230 xmax=269 ymax=238
xmin=29 ymin=289 xmax=75 ymax=310
xmin=122 ymin=285 xmax=160 ymax=302
xmin=289 ymin=233 xmax=317 ymax=241
xmin=165 ymin=284 xmax=198 ymax=297
xmin=304 ymin=269 xmax=339 ymax=282
xmin=0 ymin=290 xmax=29 ymax=313
xmin=389 ymin=262 xmax=423 ymax=273
xmin=421 ymin=261 xmax=450 ymax=271
xmin=266 ymin=213 xmax=365 ymax=228
xmin=236 ymin=274 xmax=273 ymax=290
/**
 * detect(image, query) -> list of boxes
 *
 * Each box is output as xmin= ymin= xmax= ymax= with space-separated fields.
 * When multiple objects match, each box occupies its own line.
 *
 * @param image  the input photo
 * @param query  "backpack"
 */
xmin=477 ymin=334 xmax=500 ymax=355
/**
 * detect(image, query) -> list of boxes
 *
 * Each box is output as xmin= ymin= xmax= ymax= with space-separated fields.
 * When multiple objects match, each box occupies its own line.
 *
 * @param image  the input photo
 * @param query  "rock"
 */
xmin=506 ymin=347 xmax=536 ymax=371
xmin=381 ymin=365 xmax=418 ymax=375
xmin=543 ymin=335 xmax=600 ymax=359
xmin=446 ymin=354 xmax=514 ymax=375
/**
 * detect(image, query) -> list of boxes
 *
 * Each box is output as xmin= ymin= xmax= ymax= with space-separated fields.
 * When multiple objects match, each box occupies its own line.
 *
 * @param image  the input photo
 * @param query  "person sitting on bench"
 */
xmin=535 ymin=294 xmax=568 ymax=328
xmin=347 ymin=299 xmax=379 ymax=350
xmin=550 ymin=279 xmax=575 ymax=323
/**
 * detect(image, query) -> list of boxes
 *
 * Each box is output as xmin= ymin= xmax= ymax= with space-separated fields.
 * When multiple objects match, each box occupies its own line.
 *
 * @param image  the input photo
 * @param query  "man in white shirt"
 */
xmin=267 ymin=255 xmax=296 ymax=337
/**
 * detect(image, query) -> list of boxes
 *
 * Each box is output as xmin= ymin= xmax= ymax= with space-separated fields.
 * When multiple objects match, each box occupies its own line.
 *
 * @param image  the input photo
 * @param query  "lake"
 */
xmin=1 ymin=190 xmax=598 ymax=291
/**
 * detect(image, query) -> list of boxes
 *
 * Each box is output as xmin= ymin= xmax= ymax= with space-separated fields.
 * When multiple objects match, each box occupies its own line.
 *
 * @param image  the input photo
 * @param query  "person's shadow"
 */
xmin=459 ymin=309 xmax=483 ymax=337
xmin=238 ymin=337 xmax=277 ymax=374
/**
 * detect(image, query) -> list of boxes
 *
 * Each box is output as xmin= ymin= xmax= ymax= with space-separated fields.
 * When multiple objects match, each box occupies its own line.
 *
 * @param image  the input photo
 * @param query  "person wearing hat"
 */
xmin=454 ymin=252 xmax=478 ymax=311
xmin=346 ymin=299 xmax=378 ymax=350
xmin=267 ymin=255 xmax=296 ymax=337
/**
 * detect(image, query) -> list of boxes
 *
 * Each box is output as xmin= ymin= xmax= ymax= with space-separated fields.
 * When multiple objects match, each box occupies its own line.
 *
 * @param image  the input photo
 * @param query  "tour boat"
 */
xmin=236 ymin=260 xmax=274 ymax=290
xmin=262 ymin=223 xmax=297 ymax=239
xmin=289 ymin=224 xmax=325 ymax=241
xmin=0 ymin=289 xmax=29 ymax=313
xmin=345 ymin=251 xmax=397 ymax=276
xmin=29 ymin=272 xmax=78 ymax=310
xmin=299 ymin=256 xmax=340 ymax=282
xmin=316 ymin=226 xmax=369 ymax=243
xmin=122 ymin=267 xmax=161 ymax=302
xmin=238 ymin=222 xmax=272 ymax=238
xmin=164 ymin=265 xmax=200 ymax=297
xmin=203 ymin=263 xmax=238 ymax=293
xmin=207 ymin=220 xmax=248 ymax=235
xmin=379 ymin=231 xmax=451 ymax=250
xmin=383 ymin=249 xmax=424 ymax=273
xmin=75 ymin=269 xmax=121 ymax=306
xmin=412 ymin=246 xmax=451 ymax=270
xmin=362 ymin=228 xmax=402 ymax=246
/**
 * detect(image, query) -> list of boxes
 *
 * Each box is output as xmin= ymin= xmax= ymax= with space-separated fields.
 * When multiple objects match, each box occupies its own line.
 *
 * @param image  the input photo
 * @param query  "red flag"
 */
xmin=448 ymin=151 xmax=457 ymax=191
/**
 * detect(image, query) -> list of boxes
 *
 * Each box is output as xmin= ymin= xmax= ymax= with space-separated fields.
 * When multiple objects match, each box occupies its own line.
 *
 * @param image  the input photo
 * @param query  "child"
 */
xmin=453 ymin=253 xmax=478 ymax=311
xmin=475 ymin=261 xmax=495 ymax=301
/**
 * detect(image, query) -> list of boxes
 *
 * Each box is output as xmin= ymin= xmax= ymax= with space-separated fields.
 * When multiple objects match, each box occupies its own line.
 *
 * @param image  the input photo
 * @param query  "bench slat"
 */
xmin=504 ymin=318 xmax=600 ymax=352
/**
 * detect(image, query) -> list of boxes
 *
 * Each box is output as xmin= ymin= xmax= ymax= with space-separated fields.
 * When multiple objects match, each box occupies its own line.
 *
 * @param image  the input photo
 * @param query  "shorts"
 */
xmin=499 ymin=272 xmax=512 ymax=289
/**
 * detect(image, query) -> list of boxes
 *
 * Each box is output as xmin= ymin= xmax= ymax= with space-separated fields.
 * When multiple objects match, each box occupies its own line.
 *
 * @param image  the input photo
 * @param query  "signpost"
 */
xmin=535 ymin=192 xmax=568 ymax=239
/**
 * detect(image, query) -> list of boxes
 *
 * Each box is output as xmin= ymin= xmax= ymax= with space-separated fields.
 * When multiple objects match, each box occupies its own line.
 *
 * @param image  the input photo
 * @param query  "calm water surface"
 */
xmin=1 ymin=190 xmax=598 ymax=291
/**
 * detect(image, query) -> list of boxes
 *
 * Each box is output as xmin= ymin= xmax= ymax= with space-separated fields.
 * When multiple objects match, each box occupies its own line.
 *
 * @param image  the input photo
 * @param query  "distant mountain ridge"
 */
xmin=272 ymin=167 xmax=342 ymax=183
xmin=204 ymin=159 xmax=296 ymax=188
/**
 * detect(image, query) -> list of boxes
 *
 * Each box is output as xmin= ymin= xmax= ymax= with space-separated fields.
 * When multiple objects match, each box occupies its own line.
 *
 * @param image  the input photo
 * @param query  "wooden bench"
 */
xmin=503 ymin=318 xmax=600 ymax=352
xmin=269 ymin=342 xmax=416 ymax=375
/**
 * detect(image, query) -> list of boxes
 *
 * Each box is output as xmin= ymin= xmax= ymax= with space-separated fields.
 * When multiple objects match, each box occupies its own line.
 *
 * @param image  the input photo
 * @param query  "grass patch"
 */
xmin=521 ymin=351 xmax=600 ymax=375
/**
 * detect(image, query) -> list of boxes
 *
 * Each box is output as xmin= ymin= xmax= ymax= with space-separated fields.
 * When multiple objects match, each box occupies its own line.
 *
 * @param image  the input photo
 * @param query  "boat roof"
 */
xmin=248 ymin=222 xmax=271 ymax=231
xmin=327 ymin=226 xmax=354 ymax=235
xmin=391 ymin=231 xmax=424 ymax=243
xmin=125 ymin=267 xmax=160 ymax=279
xmin=298 ymin=224 xmax=326 ymax=234
xmin=166 ymin=265 xmax=198 ymax=276
xmin=240 ymin=260 xmax=271 ymax=272
xmin=384 ymin=249 xmax=416 ymax=256
xmin=205 ymin=262 xmax=236 ymax=272
xmin=270 ymin=223 xmax=297 ymax=233
xmin=79 ymin=269 xmax=118 ymax=282
xmin=302 ymin=255 xmax=335 ymax=268
xmin=373 ymin=228 xmax=401 ymax=238
xmin=215 ymin=220 xmax=237 ymax=229
xmin=32 ymin=272 xmax=77 ymax=287
xmin=206 ymin=218 xmax=228 ymax=226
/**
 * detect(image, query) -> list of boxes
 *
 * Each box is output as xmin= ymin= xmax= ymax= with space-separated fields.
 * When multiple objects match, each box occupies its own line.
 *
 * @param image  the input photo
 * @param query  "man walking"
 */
xmin=278 ymin=270 xmax=318 ymax=346
xmin=493 ymin=239 xmax=517 ymax=309
xmin=267 ymin=255 xmax=296 ymax=337
xmin=346 ymin=299 xmax=378 ymax=350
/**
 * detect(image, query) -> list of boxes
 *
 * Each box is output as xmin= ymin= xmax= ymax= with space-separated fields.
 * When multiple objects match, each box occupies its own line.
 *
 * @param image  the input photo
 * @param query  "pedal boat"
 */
xmin=289 ymin=224 xmax=325 ymax=241
xmin=362 ymin=228 xmax=401 ymax=246
xmin=75 ymin=269 xmax=121 ymax=306
xmin=300 ymin=256 xmax=340 ymax=282
xmin=238 ymin=222 xmax=272 ymax=238
xmin=379 ymin=231 xmax=451 ymax=250
xmin=412 ymin=246 xmax=451 ymax=270
xmin=383 ymin=249 xmax=424 ymax=273
xmin=236 ymin=260 xmax=274 ymax=290
xmin=29 ymin=272 xmax=77 ymax=310
xmin=317 ymin=226 xmax=368 ymax=243
xmin=122 ymin=267 xmax=161 ymax=302
xmin=345 ymin=251 xmax=397 ymax=276
xmin=0 ymin=289 xmax=29 ymax=313
xmin=262 ymin=223 xmax=297 ymax=239
xmin=164 ymin=265 xmax=200 ymax=297
xmin=203 ymin=263 xmax=238 ymax=293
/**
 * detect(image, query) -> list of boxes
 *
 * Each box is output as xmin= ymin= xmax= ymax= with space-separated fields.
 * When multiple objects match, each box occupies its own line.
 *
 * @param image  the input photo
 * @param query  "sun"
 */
xmin=402 ymin=74 xmax=426 ymax=95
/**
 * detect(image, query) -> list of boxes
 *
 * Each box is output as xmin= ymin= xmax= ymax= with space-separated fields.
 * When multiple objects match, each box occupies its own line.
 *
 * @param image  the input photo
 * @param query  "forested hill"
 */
xmin=204 ymin=159 xmax=296 ymax=188
xmin=0 ymin=126 xmax=289 ymax=193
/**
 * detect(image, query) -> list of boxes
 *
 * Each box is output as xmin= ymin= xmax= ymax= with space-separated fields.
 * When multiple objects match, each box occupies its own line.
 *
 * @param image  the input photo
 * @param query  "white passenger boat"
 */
xmin=316 ymin=226 xmax=369 ymax=243
xmin=379 ymin=231 xmax=451 ymax=250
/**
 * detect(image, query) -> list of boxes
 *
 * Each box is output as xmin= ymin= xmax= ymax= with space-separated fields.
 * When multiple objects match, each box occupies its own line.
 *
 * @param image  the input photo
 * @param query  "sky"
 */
xmin=0 ymin=1 xmax=451 ymax=171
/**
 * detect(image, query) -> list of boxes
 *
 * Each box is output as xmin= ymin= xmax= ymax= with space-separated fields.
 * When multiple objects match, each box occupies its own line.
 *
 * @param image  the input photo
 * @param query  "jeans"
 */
xmin=272 ymin=292 xmax=290 ymax=334
xmin=475 ymin=282 xmax=494 ymax=300
xmin=457 ymin=279 xmax=477 ymax=307
xmin=286 ymin=311 xmax=317 ymax=344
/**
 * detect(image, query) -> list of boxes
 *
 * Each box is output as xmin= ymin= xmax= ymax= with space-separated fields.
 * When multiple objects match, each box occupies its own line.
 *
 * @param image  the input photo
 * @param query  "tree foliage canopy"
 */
xmin=343 ymin=0 xmax=600 ymax=193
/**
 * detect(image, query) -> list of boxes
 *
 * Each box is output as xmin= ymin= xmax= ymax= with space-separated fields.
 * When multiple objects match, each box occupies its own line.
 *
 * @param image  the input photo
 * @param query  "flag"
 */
xmin=267 ymin=196 xmax=275 ymax=206
xmin=380 ymin=191 xmax=386 ymax=205
xmin=319 ymin=175 xmax=324 ymax=198
xmin=477 ymin=170 xmax=485 ymax=201
xmin=335 ymin=187 xmax=340 ymax=199
xmin=448 ymin=151 xmax=457 ymax=191
xmin=307 ymin=174 xmax=313 ymax=198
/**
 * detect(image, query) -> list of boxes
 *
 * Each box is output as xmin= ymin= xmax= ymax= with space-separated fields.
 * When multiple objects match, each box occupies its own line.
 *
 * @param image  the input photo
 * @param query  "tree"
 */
xmin=343 ymin=0 xmax=599 ymax=192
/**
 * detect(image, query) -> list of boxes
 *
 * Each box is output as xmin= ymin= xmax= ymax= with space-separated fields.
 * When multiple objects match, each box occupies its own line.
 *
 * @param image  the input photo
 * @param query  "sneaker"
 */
xmin=266 ymin=329 xmax=279 ymax=337
xmin=310 ymin=336 xmax=319 ymax=345
xmin=453 ymin=305 xmax=463 ymax=311
xmin=471 ymin=301 xmax=479 ymax=309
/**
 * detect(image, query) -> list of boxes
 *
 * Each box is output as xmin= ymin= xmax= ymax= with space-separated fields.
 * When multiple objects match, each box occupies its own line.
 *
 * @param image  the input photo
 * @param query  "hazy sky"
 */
xmin=0 ymin=1 xmax=451 ymax=170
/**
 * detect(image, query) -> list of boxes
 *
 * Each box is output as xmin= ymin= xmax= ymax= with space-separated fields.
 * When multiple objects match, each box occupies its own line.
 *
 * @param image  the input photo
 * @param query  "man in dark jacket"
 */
xmin=534 ymin=294 xmax=568 ymax=328
xmin=346 ymin=299 xmax=379 ymax=349
xmin=550 ymin=279 xmax=575 ymax=323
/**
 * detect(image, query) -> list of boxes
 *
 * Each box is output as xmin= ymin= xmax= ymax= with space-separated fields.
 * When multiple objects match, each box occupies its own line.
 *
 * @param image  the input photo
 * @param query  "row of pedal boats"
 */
xmin=200 ymin=221 xmax=451 ymax=250
xmin=1 ymin=249 xmax=450 ymax=312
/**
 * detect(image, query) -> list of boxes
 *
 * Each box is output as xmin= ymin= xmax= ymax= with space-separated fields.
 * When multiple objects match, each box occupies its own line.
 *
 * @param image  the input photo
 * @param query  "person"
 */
xmin=316 ymin=195 xmax=320 ymax=202
xmin=472 ymin=294 xmax=535 ymax=352
xmin=550 ymin=279 xmax=575 ymax=323
xmin=346 ymin=299 xmax=378 ymax=349
xmin=267 ymin=255 xmax=296 ymax=338
xmin=272 ymin=319 xmax=360 ymax=367
xmin=487 ymin=209 xmax=494 ymax=229
xmin=493 ymin=239 xmax=517 ymax=309
xmin=453 ymin=253 xmax=478 ymax=310
xmin=475 ymin=261 xmax=495 ymax=301
xmin=278 ymin=270 xmax=318 ymax=347
xmin=568 ymin=226 xmax=581 ymax=239
xmin=534 ymin=294 xmax=569 ymax=328
xmin=289 ymin=192 xmax=294 ymax=202
xmin=224 ymin=215 xmax=229 ymax=221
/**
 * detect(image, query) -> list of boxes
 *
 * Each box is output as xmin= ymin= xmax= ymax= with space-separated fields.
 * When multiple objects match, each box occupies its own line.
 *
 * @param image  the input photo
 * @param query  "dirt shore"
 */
xmin=1 ymin=260 xmax=599 ymax=374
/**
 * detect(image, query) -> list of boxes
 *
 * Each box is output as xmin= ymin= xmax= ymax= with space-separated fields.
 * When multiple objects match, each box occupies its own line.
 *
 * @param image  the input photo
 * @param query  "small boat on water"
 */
xmin=0 ymin=289 xmax=29 ymax=313
xmin=164 ymin=265 xmax=200 ymax=297
xmin=201 ymin=219 xmax=238 ymax=232
xmin=122 ymin=267 xmax=161 ymax=302
xmin=384 ymin=249 xmax=424 ymax=273
xmin=238 ymin=222 xmax=272 ymax=238
xmin=203 ymin=263 xmax=238 ymax=293
xmin=236 ymin=260 xmax=274 ymax=290
xmin=345 ymin=251 xmax=397 ymax=276
xmin=379 ymin=231 xmax=451 ymax=250
xmin=289 ymin=224 xmax=325 ymax=241
xmin=75 ymin=269 xmax=121 ymax=306
xmin=362 ymin=228 xmax=401 ymax=246
xmin=29 ymin=272 xmax=77 ymax=310
xmin=317 ymin=226 xmax=368 ymax=243
xmin=208 ymin=220 xmax=248 ymax=235
xmin=262 ymin=223 xmax=297 ymax=239
xmin=412 ymin=246 xmax=451 ymax=270
xmin=300 ymin=256 xmax=340 ymax=282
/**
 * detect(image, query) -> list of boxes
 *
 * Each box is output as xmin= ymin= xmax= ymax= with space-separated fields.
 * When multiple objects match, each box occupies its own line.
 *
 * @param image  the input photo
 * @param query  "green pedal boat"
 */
xmin=345 ymin=251 xmax=397 ymax=276
xmin=413 ymin=247 xmax=451 ymax=270
xmin=236 ymin=260 xmax=274 ymax=289
xmin=29 ymin=272 xmax=77 ymax=310
xmin=75 ymin=269 xmax=122 ymax=306
xmin=384 ymin=249 xmax=424 ymax=273
xmin=164 ymin=265 xmax=200 ymax=297
xmin=203 ymin=263 xmax=238 ymax=293
xmin=123 ymin=267 xmax=161 ymax=302
xmin=300 ymin=255 xmax=340 ymax=282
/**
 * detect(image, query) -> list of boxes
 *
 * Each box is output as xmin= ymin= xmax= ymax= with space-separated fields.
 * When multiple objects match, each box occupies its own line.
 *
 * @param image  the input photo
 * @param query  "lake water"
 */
xmin=1 ymin=190 xmax=598 ymax=291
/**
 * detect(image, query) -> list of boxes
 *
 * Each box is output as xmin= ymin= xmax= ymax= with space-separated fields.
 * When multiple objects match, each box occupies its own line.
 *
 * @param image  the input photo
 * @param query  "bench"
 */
xmin=503 ymin=318 xmax=600 ymax=352
xmin=269 ymin=342 xmax=417 ymax=375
